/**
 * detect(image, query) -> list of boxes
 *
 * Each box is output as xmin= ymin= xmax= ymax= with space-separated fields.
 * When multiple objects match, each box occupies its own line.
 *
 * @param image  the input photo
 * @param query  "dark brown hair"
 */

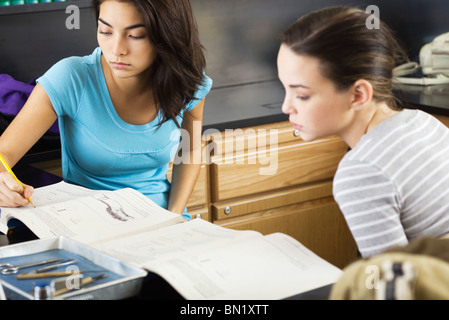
xmin=93 ymin=0 xmax=207 ymax=127
xmin=280 ymin=6 xmax=408 ymax=109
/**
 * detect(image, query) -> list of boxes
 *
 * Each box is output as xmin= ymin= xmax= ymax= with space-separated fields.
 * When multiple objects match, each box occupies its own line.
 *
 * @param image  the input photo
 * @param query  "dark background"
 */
xmin=1 ymin=0 xmax=448 ymax=84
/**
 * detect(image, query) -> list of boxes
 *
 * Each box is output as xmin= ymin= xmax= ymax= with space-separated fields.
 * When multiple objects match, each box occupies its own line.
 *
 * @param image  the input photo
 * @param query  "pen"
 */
xmin=0 ymin=153 xmax=35 ymax=207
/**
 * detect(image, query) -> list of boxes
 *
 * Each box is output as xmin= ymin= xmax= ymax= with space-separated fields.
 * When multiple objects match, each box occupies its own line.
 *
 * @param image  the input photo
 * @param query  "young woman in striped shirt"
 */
xmin=277 ymin=6 xmax=449 ymax=257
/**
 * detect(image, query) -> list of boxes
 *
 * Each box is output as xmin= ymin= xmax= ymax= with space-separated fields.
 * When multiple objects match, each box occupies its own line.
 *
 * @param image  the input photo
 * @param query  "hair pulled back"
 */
xmin=280 ymin=6 xmax=408 ymax=109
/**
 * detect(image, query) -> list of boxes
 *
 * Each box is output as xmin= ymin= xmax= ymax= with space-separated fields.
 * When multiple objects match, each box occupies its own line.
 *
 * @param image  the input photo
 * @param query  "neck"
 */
xmin=366 ymin=102 xmax=399 ymax=133
xmin=343 ymin=102 xmax=399 ymax=149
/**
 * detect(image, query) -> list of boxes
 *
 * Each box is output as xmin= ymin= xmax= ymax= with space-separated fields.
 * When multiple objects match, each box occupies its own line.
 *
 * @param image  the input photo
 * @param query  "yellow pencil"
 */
xmin=0 ymin=154 xmax=35 ymax=207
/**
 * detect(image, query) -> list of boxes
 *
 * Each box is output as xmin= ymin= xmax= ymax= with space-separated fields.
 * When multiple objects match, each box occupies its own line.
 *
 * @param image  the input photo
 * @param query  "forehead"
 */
xmin=277 ymin=45 xmax=324 ymax=87
xmin=99 ymin=0 xmax=144 ymax=24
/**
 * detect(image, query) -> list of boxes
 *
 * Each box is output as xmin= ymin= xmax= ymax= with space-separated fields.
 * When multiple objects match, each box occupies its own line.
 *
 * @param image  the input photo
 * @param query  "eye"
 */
xmin=99 ymin=30 xmax=112 ymax=36
xmin=297 ymin=96 xmax=310 ymax=101
xmin=129 ymin=34 xmax=146 ymax=40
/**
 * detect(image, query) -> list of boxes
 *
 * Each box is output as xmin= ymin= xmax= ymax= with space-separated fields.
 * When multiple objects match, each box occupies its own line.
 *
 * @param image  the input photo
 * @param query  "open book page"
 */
xmin=144 ymin=232 xmax=342 ymax=300
xmin=0 ymin=181 xmax=183 ymax=242
xmin=93 ymin=219 xmax=261 ymax=267
xmin=0 ymin=181 xmax=92 ymax=234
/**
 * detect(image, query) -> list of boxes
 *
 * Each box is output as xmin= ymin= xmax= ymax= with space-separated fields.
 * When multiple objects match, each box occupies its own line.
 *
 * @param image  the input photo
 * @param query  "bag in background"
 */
xmin=330 ymin=237 xmax=449 ymax=300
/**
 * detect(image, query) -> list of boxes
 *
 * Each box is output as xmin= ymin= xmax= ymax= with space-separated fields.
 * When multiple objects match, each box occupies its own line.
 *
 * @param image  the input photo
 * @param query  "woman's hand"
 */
xmin=0 ymin=171 xmax=34 ymax=207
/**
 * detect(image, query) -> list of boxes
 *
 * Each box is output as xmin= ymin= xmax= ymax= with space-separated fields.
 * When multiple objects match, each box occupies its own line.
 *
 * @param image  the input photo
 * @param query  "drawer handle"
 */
xmin=293 ymin=129 xmax=301 ymax=137
xmin=224 ymin=206 xmax=231 ymax=215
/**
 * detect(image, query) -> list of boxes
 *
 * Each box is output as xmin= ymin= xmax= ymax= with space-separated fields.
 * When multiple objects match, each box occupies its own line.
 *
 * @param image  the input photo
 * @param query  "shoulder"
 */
xmin=201 ymin=74 xmax=213 ymax=92
xmin=36 ymin=48 xmax=102 ymax=116
xmin=37 ymin=48 xmax=101 ymax=93
xmin=185 ymin=73 xmax=213 ymax=112
xmin=44 ymin=48 xmax=100 ymax=81
xmin=195 ymin=74 xmax=213 ymax=100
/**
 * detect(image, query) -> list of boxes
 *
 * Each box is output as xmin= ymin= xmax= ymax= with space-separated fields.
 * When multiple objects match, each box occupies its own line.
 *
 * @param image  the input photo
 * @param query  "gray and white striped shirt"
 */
xmin=333 ymin=109 xmax=449 ymax=257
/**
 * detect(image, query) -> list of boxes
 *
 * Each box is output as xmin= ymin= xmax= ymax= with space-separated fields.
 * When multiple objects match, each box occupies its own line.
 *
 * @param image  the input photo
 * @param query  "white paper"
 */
xmin=95 ymin=219 xmax=260 ymax=266
xmin=95 ymin=219 xmax=342 ymax=300
xmin=145 ymin=232 xmax=342 ymax=300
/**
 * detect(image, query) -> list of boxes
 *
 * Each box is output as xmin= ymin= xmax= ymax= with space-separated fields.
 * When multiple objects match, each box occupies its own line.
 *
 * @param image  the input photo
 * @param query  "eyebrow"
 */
xmin=289 ymin=84 xmax=310 ymax=89
xmin=98 ymin=18 xmax=145 ymax=30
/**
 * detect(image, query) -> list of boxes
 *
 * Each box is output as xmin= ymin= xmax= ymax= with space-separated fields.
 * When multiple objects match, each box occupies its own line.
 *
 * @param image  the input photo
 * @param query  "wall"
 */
xmin=1 ymin=0 xmax=448 ymax=83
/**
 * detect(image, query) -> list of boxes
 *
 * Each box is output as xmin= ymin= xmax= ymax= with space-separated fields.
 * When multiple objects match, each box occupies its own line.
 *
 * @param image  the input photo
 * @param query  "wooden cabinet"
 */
xmin=205 ymin=121 xmax=358 ymax=268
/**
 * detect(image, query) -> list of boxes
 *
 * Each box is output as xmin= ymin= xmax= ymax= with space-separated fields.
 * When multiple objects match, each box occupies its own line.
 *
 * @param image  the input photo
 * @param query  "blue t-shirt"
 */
xmin=37 ymin=47 xmax=212 ymax=213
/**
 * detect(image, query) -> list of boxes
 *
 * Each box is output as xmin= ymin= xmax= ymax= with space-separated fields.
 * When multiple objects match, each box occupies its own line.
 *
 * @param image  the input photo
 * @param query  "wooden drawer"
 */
xmin=210 ymin=136 xmax=348 ymax=202
xmin=215 ymin=197 xmax=358 ymax=268
xmin=187 ymin=206 xmax=210 ymax=222
xmin=204 ymin=121 xmax=301 ymax=158
xmin=212 ymin=180 xmax=333 ymax=220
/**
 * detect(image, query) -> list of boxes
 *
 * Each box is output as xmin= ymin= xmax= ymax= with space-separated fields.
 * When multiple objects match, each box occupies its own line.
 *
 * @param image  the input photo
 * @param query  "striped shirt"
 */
xmin=333 ymin=109 xmax=449 ymax=257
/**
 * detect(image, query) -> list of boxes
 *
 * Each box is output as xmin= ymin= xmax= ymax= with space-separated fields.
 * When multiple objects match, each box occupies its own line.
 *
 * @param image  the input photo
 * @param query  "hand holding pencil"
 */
xmin=0 ymin=153 xmax=35 ymax=207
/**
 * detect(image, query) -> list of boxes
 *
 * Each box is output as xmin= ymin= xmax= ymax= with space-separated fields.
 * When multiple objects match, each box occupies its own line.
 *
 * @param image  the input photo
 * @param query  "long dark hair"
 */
xmin=93 ymin=0 xmax=207 ymax=127
xmin=280 ymin=6 xmax=408 ymax=109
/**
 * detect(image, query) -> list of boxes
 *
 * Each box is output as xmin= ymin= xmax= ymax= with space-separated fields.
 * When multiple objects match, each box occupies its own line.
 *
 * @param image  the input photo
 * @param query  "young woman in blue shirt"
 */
xmin=0 ymin=0 xmax=212 ymax=219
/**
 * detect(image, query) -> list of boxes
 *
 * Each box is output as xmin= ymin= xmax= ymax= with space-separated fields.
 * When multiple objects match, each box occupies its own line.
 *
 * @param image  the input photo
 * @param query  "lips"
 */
xmin=111 ymin=62 xmax=130 ymax=69
xmin=290 ymin=121 xmax=303 ymax=131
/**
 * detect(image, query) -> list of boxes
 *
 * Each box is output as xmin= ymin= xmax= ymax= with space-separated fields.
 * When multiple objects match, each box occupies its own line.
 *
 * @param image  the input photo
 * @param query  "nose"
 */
xmin=112 ymin=35 xmax=128 ymax=57
xmin=281 ymin=94 xmax=294 ymax=115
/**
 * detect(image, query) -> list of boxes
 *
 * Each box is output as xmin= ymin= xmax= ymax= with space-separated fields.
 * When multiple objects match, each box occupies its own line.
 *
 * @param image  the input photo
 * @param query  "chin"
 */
xmin=298 ymin=131 xmax=311 ymax=141
xmin=299 ymin=132 xmax=321 ymax=142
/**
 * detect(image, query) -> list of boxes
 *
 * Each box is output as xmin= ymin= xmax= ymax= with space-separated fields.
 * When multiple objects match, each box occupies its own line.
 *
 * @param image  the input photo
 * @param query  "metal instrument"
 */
xmin=0 ymin=259 xmax=62 ymax=275
xmin=34 ymin=259 xmax=77 ymax=273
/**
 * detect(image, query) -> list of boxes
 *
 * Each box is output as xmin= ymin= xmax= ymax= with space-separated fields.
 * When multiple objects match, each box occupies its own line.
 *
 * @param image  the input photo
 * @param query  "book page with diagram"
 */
xmin=0 ymin=181 xmax=183 ymax=242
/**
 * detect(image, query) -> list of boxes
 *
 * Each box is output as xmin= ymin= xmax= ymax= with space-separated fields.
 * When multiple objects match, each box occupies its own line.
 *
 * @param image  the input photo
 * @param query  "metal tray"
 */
xmin=0 ymin=236 xmax=147 ymax=300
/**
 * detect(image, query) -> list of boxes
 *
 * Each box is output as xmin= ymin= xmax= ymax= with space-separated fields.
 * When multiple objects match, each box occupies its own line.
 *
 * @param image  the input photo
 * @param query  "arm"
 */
xmin=333 ymin=159 xmax=408 ymax=257
xmin=167 ymin=99 xmax=205 ymax=215
xmin=0 ymin=83 xmax=57 ymax=207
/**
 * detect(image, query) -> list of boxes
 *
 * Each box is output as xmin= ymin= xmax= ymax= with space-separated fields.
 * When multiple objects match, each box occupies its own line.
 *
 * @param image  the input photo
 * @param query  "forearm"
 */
xmin=168 ymin=98 xmax=205 ymax=215
xmin=0 ymin=83 xmax=57 ymax=207
xmin=167 ymin=161 xmax=201 ymax=214
xmin=0 ymin=83 xmax=57 ymax=168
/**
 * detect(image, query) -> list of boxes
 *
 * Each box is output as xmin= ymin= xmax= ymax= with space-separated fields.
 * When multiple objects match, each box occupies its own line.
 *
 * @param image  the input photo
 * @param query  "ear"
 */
xmin=350 ymin=79 xmax=373 ymax=111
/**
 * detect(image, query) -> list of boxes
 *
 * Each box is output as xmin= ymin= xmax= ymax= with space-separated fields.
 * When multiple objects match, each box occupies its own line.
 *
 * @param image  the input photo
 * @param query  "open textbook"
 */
xmin=0 ymin=181 xmax=342 ymax=300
